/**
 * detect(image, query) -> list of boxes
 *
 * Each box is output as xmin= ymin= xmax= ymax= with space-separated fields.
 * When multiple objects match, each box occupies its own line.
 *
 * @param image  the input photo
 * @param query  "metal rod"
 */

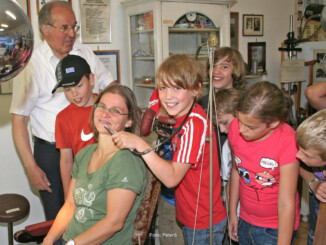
xmin=207 ymin=36 xmax=217 ymax=245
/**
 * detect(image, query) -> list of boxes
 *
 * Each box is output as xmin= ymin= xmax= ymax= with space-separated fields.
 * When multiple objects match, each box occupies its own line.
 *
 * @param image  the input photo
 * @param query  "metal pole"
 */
xmin=208 ymin=36 xmax=218 ymax=245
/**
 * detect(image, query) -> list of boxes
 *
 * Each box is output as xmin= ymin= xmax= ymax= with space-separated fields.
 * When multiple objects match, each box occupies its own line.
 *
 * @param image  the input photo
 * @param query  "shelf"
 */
xmin=132 ymin=56 xmax=155 ymax=61
xmin=134 ymin=82 xmax=156 ymax=88
xmin=131 ymin=29 xmax=154 ymax=34
xmin=169 ymin=27 xmax=219 ymax=32
xmin=245 ymin=72 xmax=267 ymax=79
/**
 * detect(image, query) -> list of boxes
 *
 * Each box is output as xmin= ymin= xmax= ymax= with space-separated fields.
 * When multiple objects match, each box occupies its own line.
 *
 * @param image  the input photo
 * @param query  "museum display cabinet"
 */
xmin=121 ymin=0 xmax=235 ymax=108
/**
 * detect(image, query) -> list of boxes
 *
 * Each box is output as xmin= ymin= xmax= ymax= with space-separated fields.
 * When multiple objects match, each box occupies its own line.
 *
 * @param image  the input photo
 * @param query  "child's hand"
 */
xmin=228 ymin=213 xmax=239 ymax=242
xmin=313 ymin=181 xmax=326 ymax=203
xmin=112 ymin=131 xmax=149 ymax=153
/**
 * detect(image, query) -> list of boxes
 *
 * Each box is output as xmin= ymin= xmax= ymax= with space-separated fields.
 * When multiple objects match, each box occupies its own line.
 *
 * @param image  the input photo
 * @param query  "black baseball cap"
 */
xmin=52 ymin=55 xmax=91 ymax=94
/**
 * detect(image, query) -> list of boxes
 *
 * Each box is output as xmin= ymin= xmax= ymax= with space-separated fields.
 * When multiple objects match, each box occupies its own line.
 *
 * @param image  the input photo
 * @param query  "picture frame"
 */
xmin=313 ymin=49 xmax=326 ymax=82
xmin=80 ymin=0 xmax=111 ymax=43
xmin=16 ymin=0 xmax=31 ymax=20
xmin=248 ymin=42 xmax=266 ymax=73
xmin=37 ymin=0 xmax=71 ymax=13
xmin=243 ymin=14 xmax=263 ymax=36
xmin=94 ymin=50 xmax=120 ymax=83
xmin=230 ymin=12 xmax=239 ymax=50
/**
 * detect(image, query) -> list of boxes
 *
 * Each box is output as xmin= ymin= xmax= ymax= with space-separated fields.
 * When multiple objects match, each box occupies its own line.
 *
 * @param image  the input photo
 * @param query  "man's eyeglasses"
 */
xmin=95 ymin=103 xmax=129 ymax=116
xmin=47 ymin=23 xmax=80 ymax=34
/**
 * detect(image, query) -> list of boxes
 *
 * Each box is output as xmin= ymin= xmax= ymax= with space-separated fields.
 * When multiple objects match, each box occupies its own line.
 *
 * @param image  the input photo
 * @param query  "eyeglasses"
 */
xmin=95 ymin=103 xmax=129 ymax=116
xmin=47 ymin=23 xmax=80 ymax=34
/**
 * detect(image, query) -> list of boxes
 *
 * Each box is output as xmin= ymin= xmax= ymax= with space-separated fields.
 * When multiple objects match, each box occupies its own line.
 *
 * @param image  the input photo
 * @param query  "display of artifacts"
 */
xmin=248 ymin=42 xmax=266 ymax=74
xmin=80 ymin=0 xmax=111 ymax=43
xmin=243 ymin=14 xmax=263 ymax=36
xmin=94 ymin=50 xmax=120 ymax=83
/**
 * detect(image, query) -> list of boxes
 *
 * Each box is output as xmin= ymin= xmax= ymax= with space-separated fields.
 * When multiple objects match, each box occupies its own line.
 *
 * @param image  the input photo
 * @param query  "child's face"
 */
xmin=237 ymin=112 xmax=279 ymax=142
xmin=212 ymin=56 xmax=234 ymax=91
xmin=296 ymin=147 xmax=326 ymax=167
xmin=217 ymin=113 xmax=235 ymax=134
xmin=64 ymin=74 xmax=95 ymax=107
xmin=158 ymin=80 xmax=198 ymax=118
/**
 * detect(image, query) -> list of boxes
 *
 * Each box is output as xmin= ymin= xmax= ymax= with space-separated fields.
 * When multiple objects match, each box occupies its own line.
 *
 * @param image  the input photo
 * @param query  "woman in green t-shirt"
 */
xmin=43 ymin=85 xmax=147 ymax=245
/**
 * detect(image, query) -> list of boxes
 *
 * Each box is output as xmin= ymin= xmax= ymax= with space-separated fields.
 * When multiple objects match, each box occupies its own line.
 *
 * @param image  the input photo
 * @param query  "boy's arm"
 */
xmin=300 ymin=165 xmax=326 ymax=203
xmin=60 ymin=148 xmax=74 ymax=200
xmin=278 ymin=161 xmax=299 ymax=245
xmin=228 ymin=150 xmax=239 ymax=242
xmin=112 ymin=132 xmax=191 ymax=188
xmin=305 ymin=81 xmax=326 ymax=110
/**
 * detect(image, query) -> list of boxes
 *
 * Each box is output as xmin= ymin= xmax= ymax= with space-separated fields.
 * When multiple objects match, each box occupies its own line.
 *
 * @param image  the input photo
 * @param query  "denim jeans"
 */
xmin=238 ymin=218 xmax=297 ymax=245
xmin=307 ymin=192 xmax=318 ymax=245
xmin=182 ymin=217 xmax=227 ymax=245
xmin=54 ymin=237 xmax=66 ymax=245
xmin=307 ymin=228 xmax=314 ymax=245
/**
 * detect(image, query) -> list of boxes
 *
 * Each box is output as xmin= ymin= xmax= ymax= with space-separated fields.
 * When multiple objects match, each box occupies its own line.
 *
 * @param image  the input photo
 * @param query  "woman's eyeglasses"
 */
xmin=95 ymin=103 xmax=128 ymax=116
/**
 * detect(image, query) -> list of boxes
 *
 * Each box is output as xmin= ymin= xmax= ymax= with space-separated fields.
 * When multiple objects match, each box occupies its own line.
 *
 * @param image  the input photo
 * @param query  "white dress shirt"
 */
xmin=10 ymin=40 xmax=114 ymax=142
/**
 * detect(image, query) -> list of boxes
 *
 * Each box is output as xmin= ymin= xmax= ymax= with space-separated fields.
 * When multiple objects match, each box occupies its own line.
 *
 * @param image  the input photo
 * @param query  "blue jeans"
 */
xmin=54 ymin=237 xmax=66 ymax=245
xmin=307 ymin=192 xmax=318 ymax=245
xmin=307 ymin=228 xmax=314 ymax=245
xmin=238 ymin=218 xmax=297 ymax=245
xmin=182 ymin=217 xmax=227 ymax=245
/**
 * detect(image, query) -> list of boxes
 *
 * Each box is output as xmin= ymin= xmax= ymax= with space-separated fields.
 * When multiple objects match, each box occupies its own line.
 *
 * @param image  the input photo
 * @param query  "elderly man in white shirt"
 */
xmin=10 ymin=1 xmax=114 ymax=220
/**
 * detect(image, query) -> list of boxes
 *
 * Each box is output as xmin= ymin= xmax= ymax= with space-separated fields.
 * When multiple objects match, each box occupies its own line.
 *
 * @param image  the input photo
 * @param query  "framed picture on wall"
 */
xmin=243 ymin=14 xmax=263 ymax=36
xmin=37 ymin=0 xmax=72 ymax=13
xmin=230 ymin=12 xmax=239 ymax=50
xmin=80 ymin=0 xmax=111 ymax=43
xmin=248 ymin=42 xmax=266 ymax=73
xmin=94 ymin=50 xmax=120 ymax=83
xmin=16 ymin=0 xmax=31 ymax=20
xmin=313 ymin=49 xmax=326 ymax=82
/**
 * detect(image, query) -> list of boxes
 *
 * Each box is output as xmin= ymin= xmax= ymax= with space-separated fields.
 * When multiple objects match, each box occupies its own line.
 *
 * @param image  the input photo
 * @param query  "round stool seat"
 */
xmin=0 ymin=194 xmax=30 ymax=223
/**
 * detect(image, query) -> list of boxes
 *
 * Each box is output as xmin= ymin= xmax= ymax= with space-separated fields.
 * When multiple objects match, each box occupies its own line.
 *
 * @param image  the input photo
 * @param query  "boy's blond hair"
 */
xmin=296 ymin=109 xmax=326 ymax=161
xmin=156 ymin=54 xmax=204 ymax=92
xmin=215 ymin=88 xmax=241 ymax=116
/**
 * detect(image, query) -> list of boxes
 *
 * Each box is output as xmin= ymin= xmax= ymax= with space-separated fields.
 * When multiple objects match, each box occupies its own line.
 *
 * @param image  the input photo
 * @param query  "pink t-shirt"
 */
xmin=228 ymin=119 xmax=300 ymax=230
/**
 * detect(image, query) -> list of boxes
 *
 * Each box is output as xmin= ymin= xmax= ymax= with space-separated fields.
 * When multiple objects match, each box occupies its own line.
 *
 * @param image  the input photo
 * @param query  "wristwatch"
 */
xmin=67 ymin=239 xmax=75 ymax=245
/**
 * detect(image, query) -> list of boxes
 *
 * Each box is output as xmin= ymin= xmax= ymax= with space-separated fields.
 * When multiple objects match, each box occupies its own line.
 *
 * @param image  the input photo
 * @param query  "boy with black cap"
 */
xmin=53 ymin=54 xmax=97 ymax=199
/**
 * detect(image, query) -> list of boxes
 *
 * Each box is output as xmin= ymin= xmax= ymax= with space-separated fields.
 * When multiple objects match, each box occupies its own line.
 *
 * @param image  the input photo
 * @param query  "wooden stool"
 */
xmin=0 ymin=194 xmax=30 ymax=245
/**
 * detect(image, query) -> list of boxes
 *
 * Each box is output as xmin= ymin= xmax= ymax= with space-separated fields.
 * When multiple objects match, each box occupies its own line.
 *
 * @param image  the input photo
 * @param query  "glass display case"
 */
xmin=122 ymin=0 xmax=234 ymax=108
xmin=130 ymin=12 xmax=156 ymax=107
xmin=169 ymin=13 xmax=219 ymax=84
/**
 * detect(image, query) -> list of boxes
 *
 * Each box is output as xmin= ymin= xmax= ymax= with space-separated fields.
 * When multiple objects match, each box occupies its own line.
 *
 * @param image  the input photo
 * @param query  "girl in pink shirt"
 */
xmin=228 ymin=81 xmax=300 ymax=245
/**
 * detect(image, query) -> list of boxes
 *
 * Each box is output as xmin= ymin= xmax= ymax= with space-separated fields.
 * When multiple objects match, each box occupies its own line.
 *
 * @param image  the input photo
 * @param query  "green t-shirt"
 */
xmin=63 ymin=144 xmax=146 ymax=244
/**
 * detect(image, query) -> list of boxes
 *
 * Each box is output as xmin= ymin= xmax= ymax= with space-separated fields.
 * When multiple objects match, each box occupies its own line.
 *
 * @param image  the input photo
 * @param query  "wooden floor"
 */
xmin=294 ymin=221 xmax=309 ymax=245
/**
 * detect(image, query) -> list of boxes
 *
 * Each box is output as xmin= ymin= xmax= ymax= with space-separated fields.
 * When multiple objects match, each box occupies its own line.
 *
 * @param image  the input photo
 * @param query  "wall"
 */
xmin=0 ymin=1 xmax=128 ymax=244
xmin=231 ymin=0 xmax=295 ymax=86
